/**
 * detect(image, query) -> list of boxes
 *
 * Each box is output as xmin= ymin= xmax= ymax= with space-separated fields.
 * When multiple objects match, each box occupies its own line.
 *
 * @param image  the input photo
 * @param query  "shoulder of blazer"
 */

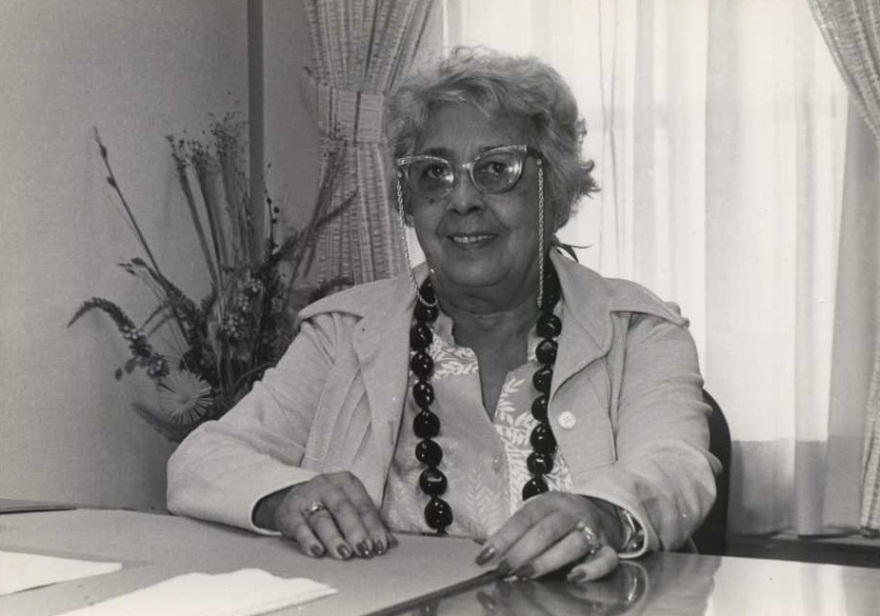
xmin=551 ymin=250 xmax=687 ymax=327
xmin=298 ymin=272 xmax=418 ymax=324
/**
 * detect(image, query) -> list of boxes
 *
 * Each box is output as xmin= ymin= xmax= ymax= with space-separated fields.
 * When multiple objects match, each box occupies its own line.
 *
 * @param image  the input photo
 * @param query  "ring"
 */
xmin=574 ymin=520 xmax=602 ymax=556
xmin=302 ymin=501 xmax=327 ymax=517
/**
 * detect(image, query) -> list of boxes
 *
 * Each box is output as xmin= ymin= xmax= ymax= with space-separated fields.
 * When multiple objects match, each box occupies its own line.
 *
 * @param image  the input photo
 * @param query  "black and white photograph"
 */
xmin=1 ymin=1 xmax=878 ymax=614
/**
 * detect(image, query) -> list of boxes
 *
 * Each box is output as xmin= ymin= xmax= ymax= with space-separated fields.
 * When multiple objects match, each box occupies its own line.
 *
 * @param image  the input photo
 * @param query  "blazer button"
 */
xmin=557 ymin=411 xmax=577 ymax=430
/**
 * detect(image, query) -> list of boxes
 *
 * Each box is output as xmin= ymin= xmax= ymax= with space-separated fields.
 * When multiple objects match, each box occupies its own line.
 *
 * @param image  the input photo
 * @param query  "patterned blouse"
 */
xmin=380 ymin=308 xmax=573 ymax=539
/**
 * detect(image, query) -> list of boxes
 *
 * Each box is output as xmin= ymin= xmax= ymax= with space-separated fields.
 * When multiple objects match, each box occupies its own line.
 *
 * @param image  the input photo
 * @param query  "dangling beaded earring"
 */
xmin=396 ymin=173 xmax=437 ymax=309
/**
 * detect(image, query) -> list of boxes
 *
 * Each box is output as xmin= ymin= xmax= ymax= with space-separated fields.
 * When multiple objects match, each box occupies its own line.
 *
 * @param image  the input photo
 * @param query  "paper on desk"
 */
xmin=0 ymin=550 xmax=122 ymax=596
xmin=58 ymin=568 xmax=337 ymax=616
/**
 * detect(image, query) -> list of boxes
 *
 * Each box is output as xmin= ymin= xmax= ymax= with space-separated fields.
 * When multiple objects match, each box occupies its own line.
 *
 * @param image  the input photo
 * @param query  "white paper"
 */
xmin=58 ymin=568 xmax=337 ymax=616
xmin=0 ymin=550 xmax=122 ymax=596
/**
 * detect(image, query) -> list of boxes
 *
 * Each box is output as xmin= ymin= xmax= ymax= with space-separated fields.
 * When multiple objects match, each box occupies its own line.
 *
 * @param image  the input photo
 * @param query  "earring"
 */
xmin=397 ymin=175 xmax=437 ymax=308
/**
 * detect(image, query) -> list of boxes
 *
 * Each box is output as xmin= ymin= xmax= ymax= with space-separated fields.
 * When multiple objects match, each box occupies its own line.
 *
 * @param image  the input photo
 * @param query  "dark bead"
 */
xmin=542 ymin=288 xmax=560 ymax=309
xmin=536 ymin=313 xmax=562 ymax=338
xmin=533 ymin=367 xmax=553 ymax=393
xmin=415 ymin=438 xmax=443 ymax=466
xmin=535 ymin=339 xmax=558 ymax=365
xmin=412 ymin=380 xmax=435 ymax=408
xmin=413 ymin=410 xmax=440 ymax=438
xmin=410 ymin=323 xmax=433 ymax=351
xmin=424 ymin=497 xmax=453 ymax=531
xmin=414 ymin=301 xmax=439 ymax=323
xmin=419 ymin=280 xmax=437 ymax=303
xmin=410 ymin=351 xmax=434 ymax=379
xmin=543 ymin=266 xmax=559 ymax=286
xmin=530 ymin=423 xmax=557 ymax=454
xmin=419 ymin=467 xmax=448 ymax=495
xmin=541 ymin=277 xmax=561 ymax=309
xmin=522 ymin=476 xmax=549 ymax=500
xmin=531 ymin=395 xmax=549 ymax=422
xmin=527 ymin=451 xmax=554 ymax=475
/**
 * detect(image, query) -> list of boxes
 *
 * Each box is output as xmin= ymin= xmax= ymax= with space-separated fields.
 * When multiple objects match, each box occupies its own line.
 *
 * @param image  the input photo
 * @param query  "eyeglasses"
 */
xmin=395 ymin=144 xmax=542 ymax=199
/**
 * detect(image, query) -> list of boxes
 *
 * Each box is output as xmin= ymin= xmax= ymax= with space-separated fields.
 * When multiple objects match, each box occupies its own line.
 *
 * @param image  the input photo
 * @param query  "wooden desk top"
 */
xmin=2 ymin=508 xmax=878 ymax=615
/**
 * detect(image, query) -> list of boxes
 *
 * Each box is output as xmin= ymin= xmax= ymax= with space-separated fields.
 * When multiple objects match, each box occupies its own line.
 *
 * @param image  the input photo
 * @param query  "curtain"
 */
xmin=301 ymin=0 xmax=438 ymax=285
xmin=810 ymin=0 xmax=880 ymax=536
xmin=445 ymin=0 xmax=866 ymax=535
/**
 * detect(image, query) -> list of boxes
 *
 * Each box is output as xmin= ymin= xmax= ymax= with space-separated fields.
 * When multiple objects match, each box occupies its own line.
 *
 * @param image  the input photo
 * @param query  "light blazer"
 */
xmin=167 ymin=250 xmax=719 ymax=556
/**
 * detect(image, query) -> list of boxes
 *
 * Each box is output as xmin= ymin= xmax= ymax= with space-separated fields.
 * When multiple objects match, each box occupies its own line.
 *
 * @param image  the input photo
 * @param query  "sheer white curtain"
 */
xmin=445 ymin=0 xmax=858 ymax=535
xmin=809 ymin=0 xmax=880 ymax=535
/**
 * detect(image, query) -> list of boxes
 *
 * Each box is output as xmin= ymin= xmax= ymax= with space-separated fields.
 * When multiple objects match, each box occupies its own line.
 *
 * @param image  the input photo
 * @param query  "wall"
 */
xmin=262 ymin=0 xmax=323 ymax=232
xmin=0 ymin=0 xmax=249 ymax=510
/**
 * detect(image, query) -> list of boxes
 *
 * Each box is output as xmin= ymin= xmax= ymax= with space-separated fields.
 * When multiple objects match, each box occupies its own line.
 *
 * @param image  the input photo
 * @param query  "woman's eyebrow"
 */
xmin=417 ymin=144 xmax=512 ymax=158
xmin=417 ymin=146 xmax=454 ymax=158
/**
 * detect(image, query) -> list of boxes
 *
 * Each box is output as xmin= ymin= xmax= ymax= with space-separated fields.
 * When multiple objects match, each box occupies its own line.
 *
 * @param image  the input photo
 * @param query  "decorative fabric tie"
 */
xmin=300 ymin=67 xmax=386 ymax=143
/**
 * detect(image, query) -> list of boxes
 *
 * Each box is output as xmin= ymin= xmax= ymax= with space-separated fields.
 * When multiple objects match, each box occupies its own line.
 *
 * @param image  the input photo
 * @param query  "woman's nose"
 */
xmin=446 ymin=170 xmax=483 ymax=213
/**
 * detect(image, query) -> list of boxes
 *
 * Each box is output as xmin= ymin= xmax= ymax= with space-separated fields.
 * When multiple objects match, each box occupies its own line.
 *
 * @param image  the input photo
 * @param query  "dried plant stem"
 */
xmin=169 ymin=140 xmax=222 ymax=298
xmin=191 ymin=156 xmax=227 ymax=292
xmin=96 ymin=130 xmax=193 ymax=348
xmin=95 ymin=130 xmax=163 ymax=279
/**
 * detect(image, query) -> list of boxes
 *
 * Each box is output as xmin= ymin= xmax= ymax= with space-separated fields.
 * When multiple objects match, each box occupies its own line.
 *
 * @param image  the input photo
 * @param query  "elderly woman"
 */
xmin=167 ymin=48 xmax=718 ymax=583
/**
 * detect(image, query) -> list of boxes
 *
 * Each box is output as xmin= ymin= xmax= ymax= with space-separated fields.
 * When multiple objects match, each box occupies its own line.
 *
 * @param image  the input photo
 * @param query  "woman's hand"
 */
xmin=475 ymin=562 xmax=648 ymax=615
xmin=253 ymin=471 xmax=396 ymax=560
xmin=474 ymin=493 xmax=624 ymax=582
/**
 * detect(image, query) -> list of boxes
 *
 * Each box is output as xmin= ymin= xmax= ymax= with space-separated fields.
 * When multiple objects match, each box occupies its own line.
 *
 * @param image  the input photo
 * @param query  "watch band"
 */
xmin=617 ymin=507 xmax=645 ymax=553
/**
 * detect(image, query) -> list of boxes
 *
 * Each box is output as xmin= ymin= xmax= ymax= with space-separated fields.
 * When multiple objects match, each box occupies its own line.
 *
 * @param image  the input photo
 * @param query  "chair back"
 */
xmin=690 ymin=390 xmax=731 ymax=555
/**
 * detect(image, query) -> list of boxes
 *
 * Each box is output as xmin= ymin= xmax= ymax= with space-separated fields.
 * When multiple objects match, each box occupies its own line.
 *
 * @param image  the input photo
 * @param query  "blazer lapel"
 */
xmin=350 ymin=286 xmax=414 ymax=499
xmin=550 ymin=251 xmax=614 ymax=397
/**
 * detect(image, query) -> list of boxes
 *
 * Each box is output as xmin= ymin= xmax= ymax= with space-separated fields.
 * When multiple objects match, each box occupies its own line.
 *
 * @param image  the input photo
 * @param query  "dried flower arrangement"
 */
xmin=70 ymin=115 xmax=351 ymax=441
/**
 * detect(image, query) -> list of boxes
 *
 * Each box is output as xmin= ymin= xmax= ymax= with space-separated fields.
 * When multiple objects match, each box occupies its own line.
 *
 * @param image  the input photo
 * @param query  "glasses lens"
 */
xmin=407 ymin=159 xmax=454 ymax=198
xmin=472 ymin=150 xmax=524 ymax=193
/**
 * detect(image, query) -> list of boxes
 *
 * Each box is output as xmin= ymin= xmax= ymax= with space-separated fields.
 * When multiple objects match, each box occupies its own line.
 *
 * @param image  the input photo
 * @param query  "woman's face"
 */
xmin=409 ymin=103 xmax=549 ymax=308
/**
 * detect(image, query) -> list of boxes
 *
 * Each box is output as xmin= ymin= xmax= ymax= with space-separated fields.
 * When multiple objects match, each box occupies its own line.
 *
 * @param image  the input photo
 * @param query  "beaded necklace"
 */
xmin=408 ymin=262 xmax=562 ymax=534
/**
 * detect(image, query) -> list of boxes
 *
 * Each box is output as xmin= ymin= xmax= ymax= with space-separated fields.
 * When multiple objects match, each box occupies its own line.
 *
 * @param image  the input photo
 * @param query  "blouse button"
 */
xmin=557 ymin=411 xmax=577 ymax=430
xmin=492 ymin=454 xmax=503 ymax=472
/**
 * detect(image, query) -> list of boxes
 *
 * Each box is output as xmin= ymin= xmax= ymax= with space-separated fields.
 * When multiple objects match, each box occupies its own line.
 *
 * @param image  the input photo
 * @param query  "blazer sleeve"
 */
xmin=166 ymin=313 xmax=349 ymax=534
xmin=574 ymin=313 xmax=721 ymax=556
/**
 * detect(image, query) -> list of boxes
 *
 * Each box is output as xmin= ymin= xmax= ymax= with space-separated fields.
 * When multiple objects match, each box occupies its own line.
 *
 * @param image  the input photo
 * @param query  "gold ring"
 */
xmin=574 ymin=520 xmax=602 ymax=556
xmin=302 ymin=501 xmax=327 ymax=517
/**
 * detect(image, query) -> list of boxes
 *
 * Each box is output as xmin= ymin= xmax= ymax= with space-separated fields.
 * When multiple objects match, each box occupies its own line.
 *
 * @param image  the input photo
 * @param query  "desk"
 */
xmin=409 ymin=551 xmax=880 ymax=616
xmin=2 ymin=509 xmax=878 ymax=616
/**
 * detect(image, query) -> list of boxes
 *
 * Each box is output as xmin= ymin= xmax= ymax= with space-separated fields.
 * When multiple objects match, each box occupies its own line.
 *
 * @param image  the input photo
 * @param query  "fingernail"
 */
xmin=476 ymin=590 xmax=497 ymax=613
xmin=513 ymin=564 xmax=535 ymax=579
xmin=567 ymin=569 xmax=587 ymax=584
xmin=495 ymin=560 xmax=512 ymax=577
xmin=337 ymin=545 xmax=353 ymax=560
xmin=373 ymin=540 xmax=386 ymax=555
xmin=356 ymin=541 xmax=373 ymax=558
xmin=310 ymin=545 xmax=325 ymax=558
xmin=475 ymin=545 xmax=497 ymax=565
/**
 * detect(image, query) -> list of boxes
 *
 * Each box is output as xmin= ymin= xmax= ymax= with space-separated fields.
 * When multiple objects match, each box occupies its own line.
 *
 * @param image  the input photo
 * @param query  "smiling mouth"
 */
xmin=450 ymin=234 xmax=495 ymax=246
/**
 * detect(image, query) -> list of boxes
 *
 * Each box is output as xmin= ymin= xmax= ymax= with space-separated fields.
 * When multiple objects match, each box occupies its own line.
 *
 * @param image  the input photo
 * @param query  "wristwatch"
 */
xmin=617 ymin=507 xmax=645 ymax=554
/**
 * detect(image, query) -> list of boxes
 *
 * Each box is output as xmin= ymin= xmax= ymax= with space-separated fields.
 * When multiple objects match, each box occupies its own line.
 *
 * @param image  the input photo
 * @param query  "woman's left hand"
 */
xmin=475 ymin=493 xmax=624 ymax=582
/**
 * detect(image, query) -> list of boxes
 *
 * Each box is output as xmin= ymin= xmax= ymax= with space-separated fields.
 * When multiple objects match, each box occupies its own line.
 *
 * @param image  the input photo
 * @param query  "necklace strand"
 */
xmin=410 ymin=262 xmax=562 ymax=534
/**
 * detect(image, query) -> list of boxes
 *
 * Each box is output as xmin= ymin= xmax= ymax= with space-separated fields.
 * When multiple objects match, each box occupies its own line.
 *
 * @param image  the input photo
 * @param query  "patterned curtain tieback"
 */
xmin=301 ymin=67 xmax=386 ymax=144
